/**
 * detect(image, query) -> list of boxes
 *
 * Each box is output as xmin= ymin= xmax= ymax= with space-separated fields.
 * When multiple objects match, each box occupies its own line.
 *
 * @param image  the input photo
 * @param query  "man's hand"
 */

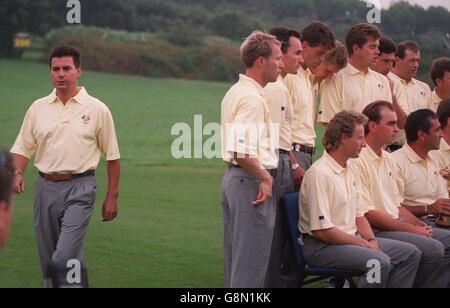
xmin=292 ymin=167 xmax=305 ymax=188
xmin=358 ymin=238 xmax=382 ymax=252
xmin=253 ymin=176 xmax=273 ymax=206
xmin=409 ymin=224 xmax=433 ymax=237
xmin=102 ymin=196 xmax=118 ymax=222
xmin=429 ymin=199 xmax=450 ymax=216
xmin=14 ymin=173 xmax=25 ymax=194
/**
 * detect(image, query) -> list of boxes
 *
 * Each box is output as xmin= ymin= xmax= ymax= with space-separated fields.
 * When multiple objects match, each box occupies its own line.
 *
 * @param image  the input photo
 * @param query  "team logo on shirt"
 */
xmin=377 ymin=83 xmax=384 ymax=90
xmin=82 ymin=115 xmax=91 ymax=125
xmin=420 ymin=92 xmax=426 ymax=97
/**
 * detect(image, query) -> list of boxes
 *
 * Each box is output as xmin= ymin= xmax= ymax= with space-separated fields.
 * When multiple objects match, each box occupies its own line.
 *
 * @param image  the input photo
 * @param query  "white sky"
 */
xmin=364 ymin=0 xmax=450 ymax=10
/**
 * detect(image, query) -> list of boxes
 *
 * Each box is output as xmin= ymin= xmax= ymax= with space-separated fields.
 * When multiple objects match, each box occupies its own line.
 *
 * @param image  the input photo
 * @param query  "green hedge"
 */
xmin=44 ymin=26 xmax=242 ymax=82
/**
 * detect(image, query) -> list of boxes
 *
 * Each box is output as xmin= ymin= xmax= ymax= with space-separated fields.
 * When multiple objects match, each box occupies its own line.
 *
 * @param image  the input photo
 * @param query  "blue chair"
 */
xmin=281 ymin=192 xmax=364 ymax=288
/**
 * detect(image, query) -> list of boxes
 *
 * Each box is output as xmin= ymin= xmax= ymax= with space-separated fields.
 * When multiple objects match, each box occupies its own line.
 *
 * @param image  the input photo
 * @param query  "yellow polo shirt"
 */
xmin=318 ymin=64 xmax=392 ymax=123
xmin=429 ymin=90 xmax=443 ymax=112
xmin=392 ymin=144 xmax=448 ymax=206
xmin=430 ymin=138 xmax=450 ymax=172
xmin=11 ymin=87 xmax=120 ymax=174
xmin=265 ymin=76 xmax=293 ymax=152
xmin=389 ymin=73 xmax=432 ymax=145
xmin=284 ymin=68 xmax=316 ymax=147
xmin=221 ymin=74 xmax=278 ymax=169
xmin=299 ymin=152 xmax=365 ymax=236
xmin=353 ymin=146 xmax=402 ymax=219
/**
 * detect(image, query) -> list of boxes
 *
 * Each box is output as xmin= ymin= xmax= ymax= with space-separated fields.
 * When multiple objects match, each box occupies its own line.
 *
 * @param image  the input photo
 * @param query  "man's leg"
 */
xmin=265 ymin=153 xmax=296 ymax=288
xmin=221 ymin=170 xmax=232 ymax=288
xmin=302 ymin=235 xmax=391 ymax=288
xmin=33 ymin=176 xmax=64 ymax=288
xmin=376 ymin=238 xmax=421 ymax=288
xmin=375 ymin=229 xmax=446 ymax=288
xmin=224 ymin=167 xmax=276 ymax=288
xmin=50 ymin=176 xmax=96 ymax=288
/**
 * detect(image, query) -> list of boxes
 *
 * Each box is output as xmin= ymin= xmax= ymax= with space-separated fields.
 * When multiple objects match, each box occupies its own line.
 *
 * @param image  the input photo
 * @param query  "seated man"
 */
xmin=0 ymin=149 xmax=14 ymax=249
xmin=353 ymin=101 xmax=450 ymax=288
xmin=299 ymin=111 xmax=421 ymax=288
xmin=392 ymin=109 xmax=450 ymax=286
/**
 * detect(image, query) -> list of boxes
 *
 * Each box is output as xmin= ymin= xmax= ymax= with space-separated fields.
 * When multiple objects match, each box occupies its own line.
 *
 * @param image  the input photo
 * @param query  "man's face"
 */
xmin=282 ymin=36 xmax=303 ymax=75
xmin=313 ymin=62 xmax=340 ymax=80
xmin=395 ymin=49 xmax=420 ymax=80
xmin=370 ymin=107 xmax=399 ymax=145
xmin=371 ymin=52 xmax=395 ymax=76
xmin=354 ymin=37 xmax=380 ymax=68
xmin=302 ymin=42 xmax=328 ymax=71
xmin=422 ymin=118 xmax=442 ymax=151
xmin=263 ymin=43 xmax=284 ymax=83
xmin=50 ymin=56 xmax=80 ymax=91
xmin=343 ymin=124 xmax=366 ymax=158
xmin=0 ymin=202 xmax=13 ymax=249
xmin=437 ymin=71 xmax=450 ymax=99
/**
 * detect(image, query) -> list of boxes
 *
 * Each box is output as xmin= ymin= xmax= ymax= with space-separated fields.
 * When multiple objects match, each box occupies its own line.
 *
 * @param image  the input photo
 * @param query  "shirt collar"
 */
xmin=239 ymin=74 xmax=265 ymax=97
xmin=441 ymin=138 xmax=450 ymax=152
xmin=323 ymin=151 xmax=346 ymax=175
xmin=403 ymin=144 xmax=426 ymax=164
xmin=361 ymin=145 xmax=384 ymax=162
xmin=392 ymin=72 xmax=416 ymax=85
xmin=432 ymin=90 xmax=443 ymax=104
xmin=47 ymin=87 xmax=87 ymax=105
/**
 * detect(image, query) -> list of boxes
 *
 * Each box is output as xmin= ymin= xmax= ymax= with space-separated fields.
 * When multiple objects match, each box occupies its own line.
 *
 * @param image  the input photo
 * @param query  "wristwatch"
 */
xmin=291 ymin=163 xmax=300 ymax=171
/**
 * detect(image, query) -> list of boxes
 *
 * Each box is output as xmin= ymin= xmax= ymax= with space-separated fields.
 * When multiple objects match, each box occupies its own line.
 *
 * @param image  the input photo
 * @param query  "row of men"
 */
xmin=220 ymin=21 xmax=450 ymax=288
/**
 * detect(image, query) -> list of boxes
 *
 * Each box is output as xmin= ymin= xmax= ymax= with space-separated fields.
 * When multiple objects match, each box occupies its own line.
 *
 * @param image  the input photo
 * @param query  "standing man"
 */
xmin=431 ymin=99 xmax=450 ymax=172
xmin=284 ymin=21 xmax=336 ymax=188
xmin=370 ymin=36 xmax=397 ymax=76
xmin=0 ymin=150 xmax=14 ymax=250
xmin=221 ymin=31 xmax=282 ymax=288
xmin=318 ymin=23 xmax=392 ymax=124
xmin=11 ymin=46 xmax=121 ymax=288
xmin=354 ymin=101 xmax=450 ymax=288
xmin=389 ymin=41 xmax=432 ymax=149
xmin=312 ymin=41 xmax=348 ymax=84
xmin=300 ymin=111 xmax=420 ymax=288
xmin=430 ymin=57 xmax=450 ymax=112
xmin=264 ymin=27 xmax=303 ymax=288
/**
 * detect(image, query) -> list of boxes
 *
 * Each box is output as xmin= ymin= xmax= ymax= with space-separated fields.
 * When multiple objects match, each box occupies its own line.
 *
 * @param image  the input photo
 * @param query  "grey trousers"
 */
xmin=302 ymin=235 xmax=421 ymax=288
xmin=292 ymin=151 xmax=313 ymax=191
xmin=221 ymin=166 xmax=276 ymax=288
xmin=374 ymin=227 xmax=450 ymax=288
xmin=34 ymin=175 xmax=96 ymax=288
xmin=265 ymin=152 xmax=298 ymax=288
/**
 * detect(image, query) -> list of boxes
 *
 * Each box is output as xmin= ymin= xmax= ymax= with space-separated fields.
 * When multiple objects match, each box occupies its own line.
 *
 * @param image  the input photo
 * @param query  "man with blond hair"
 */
xmin=300 ymin=111 xmax=420 ymax=288
xmin=221 ymin=31 xmax=283 ymax=288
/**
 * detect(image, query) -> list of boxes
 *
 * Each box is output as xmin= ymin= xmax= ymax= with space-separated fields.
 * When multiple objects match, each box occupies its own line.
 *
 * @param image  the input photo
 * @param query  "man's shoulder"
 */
xmin=413 ymin=78 xmax=432 ymax=92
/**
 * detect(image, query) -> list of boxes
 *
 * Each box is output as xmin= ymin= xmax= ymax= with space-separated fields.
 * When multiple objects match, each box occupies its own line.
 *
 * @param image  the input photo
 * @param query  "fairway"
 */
xmin=0 ymin=59 xmax=325 ymax=288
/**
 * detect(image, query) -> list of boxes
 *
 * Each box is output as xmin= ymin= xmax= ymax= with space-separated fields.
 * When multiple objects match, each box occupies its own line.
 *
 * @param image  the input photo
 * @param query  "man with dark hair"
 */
xmin=221 ymin=31 xmax=282 ymax=288
xmin=265 ymin=27 xmax=303 ymax=288
xmin=371 ymin=36 xmax=397 ymax=76
xmin=430 ymin=58 xmax=450 ymax=112
xmin=313 ymin=41 xmax=348 ymax=83
xmin=318 ymin=23 xmax=392 ymax=124
xmin=352 ymin=101 xmax=450 ymax=288
xmin=11 ymin=46 xmax=121 ymax=288
xmin=285 ymin=21 xmax=336 ymax=189
xmin=300 ymin=111 xmax=420 ymax=288
xmin=389 ymin=41 xmax=432 ymax=148
xmin=0 ymin=150 xmax=14 ymax=250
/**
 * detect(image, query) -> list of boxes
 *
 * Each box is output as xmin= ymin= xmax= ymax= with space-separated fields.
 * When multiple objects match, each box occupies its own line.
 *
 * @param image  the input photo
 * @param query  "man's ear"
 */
xmin=368 ymin=121 xmax=377 ymax=133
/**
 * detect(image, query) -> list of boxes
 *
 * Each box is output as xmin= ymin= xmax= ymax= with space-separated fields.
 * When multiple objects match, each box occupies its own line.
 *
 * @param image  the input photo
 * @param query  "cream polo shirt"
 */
xmin=392 ymin=144 xmax=448 ymax=206
xmin=221 ymin=74 xmax=278 ymax=169
xmin=429 ymin=90 xmax=443 ymax=112
xmin=353 ymin=146 xmax=402 ymax=219
xmin=299 ymin=152 xmax=365 ymax=236
xmin=318 ymin=64 xmax=392 ymax=123
xmin=265 ymin=76 xmax=293 ymax=152
xmin=284 ymin=68 xmax=316 ymax=147
xmin=11 ymin=87 xmax=120 ymax=174
xmin=389 ymin=73 xmax=432 ymax=145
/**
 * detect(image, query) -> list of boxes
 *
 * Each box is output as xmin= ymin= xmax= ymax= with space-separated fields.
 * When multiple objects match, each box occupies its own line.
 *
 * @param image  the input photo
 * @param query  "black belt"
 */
xmin=279 ymin=149 xmax=290 ymax=155
xmin=39 ymin=170 xmax=95 ymax=182
xmin=293 ymin=143 xmax=315 ymax=155
xmin=229 ymin=165 xmax=277 ymax=177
